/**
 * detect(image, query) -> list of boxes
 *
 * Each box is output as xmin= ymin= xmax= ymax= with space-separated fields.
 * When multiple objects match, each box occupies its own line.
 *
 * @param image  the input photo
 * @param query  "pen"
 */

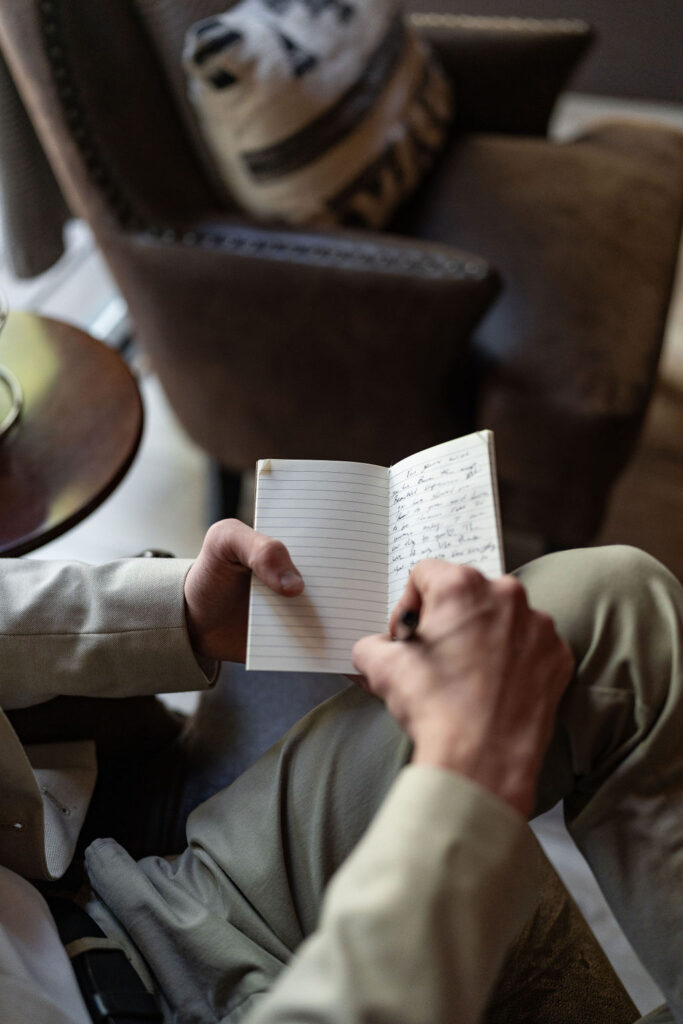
xmin=394 ymin=608 xmax=419 ymax=641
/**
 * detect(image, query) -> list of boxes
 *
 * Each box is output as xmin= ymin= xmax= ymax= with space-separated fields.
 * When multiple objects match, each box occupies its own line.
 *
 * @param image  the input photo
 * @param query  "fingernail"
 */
xmin=280 ymin=571 xmax=303 ymax=592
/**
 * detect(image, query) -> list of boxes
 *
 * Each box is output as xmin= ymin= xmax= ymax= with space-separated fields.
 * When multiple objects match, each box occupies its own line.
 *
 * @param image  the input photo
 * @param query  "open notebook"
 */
xmin=246 ymin=431 xmax=504 ymax=674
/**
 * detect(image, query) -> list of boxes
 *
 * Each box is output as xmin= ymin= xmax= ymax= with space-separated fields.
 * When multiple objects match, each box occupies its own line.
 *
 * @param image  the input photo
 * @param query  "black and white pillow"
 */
xmin=183 ymin=0 xmax=453 ymax=228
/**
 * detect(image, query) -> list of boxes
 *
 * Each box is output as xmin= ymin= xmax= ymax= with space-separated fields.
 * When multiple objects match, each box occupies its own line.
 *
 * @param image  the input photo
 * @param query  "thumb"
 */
xmin=351 ymin=632 xmax=395 ymax=691
xmin=209 ymin=519 xmax=305 ymax=596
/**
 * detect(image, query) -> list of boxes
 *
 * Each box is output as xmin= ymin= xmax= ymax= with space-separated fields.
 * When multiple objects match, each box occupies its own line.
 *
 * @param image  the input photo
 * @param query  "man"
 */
xmin=0 ymin=520 xmax=681 ymax=1023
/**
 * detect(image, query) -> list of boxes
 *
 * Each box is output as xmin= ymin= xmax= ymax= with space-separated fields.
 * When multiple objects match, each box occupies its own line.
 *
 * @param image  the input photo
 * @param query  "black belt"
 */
xmin=45 ymin=895 xmax=162 ymax=1024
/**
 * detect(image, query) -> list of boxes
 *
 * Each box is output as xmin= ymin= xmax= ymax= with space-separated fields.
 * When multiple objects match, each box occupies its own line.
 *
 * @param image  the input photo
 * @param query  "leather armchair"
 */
xmin=0 ymin=1 xmax=681 ymax=557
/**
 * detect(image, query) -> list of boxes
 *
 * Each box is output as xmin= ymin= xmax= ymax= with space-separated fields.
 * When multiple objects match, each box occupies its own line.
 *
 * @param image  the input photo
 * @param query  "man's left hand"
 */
xmin=184 ymin=519 xmax=304 ymax=662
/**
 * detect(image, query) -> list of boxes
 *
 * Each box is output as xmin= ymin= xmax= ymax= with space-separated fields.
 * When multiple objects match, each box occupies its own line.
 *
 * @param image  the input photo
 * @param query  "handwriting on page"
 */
xmin=388 ymin=441 xmax=500 ymax=606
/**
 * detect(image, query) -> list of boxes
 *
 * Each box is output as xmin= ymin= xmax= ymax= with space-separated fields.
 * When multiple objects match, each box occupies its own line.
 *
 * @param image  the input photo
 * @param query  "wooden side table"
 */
xmin=0 ymin=312 xmax=143 ymax=555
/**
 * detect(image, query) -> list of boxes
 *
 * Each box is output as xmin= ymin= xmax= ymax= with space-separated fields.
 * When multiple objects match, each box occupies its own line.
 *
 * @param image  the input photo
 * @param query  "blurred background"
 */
xmin=0 ymin=1 xmax=681 ymax=1016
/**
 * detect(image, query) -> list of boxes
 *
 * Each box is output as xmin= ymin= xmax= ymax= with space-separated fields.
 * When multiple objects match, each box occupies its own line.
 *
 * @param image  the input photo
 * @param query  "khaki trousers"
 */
xmin=86 ymin=546 xmax=683 ymax=1024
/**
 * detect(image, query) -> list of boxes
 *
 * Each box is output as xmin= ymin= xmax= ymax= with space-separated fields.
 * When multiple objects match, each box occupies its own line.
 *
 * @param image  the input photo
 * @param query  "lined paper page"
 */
xmin=387 ymin=432 xmax=504 ymax=610
xmin=247 ymin=459 xmax=389 ymax=673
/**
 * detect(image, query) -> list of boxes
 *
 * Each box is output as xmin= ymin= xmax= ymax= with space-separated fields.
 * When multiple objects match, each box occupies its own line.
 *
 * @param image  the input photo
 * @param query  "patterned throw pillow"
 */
xmin=183 ymin=0 xmax=453 ymax=228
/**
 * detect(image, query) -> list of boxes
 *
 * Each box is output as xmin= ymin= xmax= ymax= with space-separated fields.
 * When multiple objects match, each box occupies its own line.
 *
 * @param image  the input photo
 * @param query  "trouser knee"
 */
xmin=518 ymin=544 xmax=681 ymax=671
xmin=520 ymin=545 xmax=683 ymax=814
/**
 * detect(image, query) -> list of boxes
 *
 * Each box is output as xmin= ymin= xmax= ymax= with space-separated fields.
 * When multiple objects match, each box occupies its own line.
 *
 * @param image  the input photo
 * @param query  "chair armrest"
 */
xmin=108 ymin=217 xmax=500 ymax=469
xmin=411 ymin=13 xmax=594 ymax=136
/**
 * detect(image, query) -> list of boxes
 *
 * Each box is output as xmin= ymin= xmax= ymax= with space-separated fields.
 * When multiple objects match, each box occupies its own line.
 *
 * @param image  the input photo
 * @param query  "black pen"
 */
xmin=394 ymin=608 xmax=419 ymax=641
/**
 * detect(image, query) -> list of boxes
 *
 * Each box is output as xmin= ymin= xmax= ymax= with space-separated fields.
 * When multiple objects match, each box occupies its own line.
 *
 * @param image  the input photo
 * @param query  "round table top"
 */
xmin=0 ymin=312 xmax=143 ymax=556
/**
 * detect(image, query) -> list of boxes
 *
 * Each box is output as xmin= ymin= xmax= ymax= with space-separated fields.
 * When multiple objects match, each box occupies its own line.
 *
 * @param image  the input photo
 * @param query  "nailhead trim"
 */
xmin=144 ymin=226 xmax=491 ymax=281
xmin=39 ymin=0 xmax=138 ymax=229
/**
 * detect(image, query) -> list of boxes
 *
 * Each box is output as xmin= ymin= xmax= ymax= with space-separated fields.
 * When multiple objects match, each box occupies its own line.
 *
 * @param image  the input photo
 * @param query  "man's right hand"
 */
xmin=352 ymin=561 xmax=574 ymax=817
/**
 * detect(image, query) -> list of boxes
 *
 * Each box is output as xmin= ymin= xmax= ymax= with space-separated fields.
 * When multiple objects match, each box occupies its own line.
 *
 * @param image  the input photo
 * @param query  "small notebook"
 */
xmin=246 ymin=431 xmax=504 ymax=674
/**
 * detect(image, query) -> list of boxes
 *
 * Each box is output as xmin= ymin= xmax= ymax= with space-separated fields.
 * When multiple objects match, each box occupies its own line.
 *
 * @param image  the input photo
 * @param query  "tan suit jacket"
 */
xmin=0 ymin=557 xmax=538 ymax=1024
xmin=0 ymin=557 xmax=213 ymax=880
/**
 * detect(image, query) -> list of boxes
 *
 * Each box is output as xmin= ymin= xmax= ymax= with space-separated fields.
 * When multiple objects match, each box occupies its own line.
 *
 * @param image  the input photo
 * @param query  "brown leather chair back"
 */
xmin=2 ymin=0 xmax=221 ymax=233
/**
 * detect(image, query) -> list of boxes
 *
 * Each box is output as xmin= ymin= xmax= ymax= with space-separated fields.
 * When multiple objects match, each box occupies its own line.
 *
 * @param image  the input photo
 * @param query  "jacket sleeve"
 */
xmin=244 ymin=764 xmax=541 ymax=1024
xmin=0 ymin=557 xmax=215 ymax=710
xmin=0 ymin=557 xmax=215 ymax=880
